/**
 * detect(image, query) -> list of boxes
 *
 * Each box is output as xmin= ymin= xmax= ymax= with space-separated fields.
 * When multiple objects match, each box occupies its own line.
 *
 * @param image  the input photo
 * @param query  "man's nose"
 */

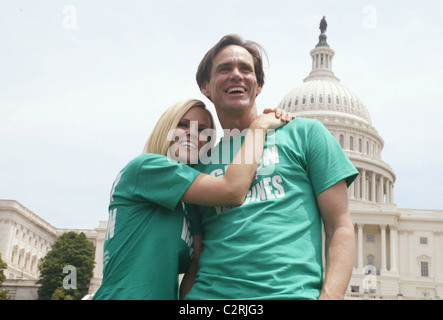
xmin=229 ymin=67 xmax=242 ymax=81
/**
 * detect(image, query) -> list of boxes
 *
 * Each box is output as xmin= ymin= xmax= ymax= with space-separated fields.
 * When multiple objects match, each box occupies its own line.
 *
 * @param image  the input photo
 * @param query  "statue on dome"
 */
xmin=320 ymin=16 xmax=327 ymax=33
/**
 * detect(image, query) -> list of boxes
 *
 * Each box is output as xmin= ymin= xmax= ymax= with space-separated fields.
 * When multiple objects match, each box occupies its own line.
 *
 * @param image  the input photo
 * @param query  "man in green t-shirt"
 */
xmin=182 ymin=35 xmax=359 ymax=300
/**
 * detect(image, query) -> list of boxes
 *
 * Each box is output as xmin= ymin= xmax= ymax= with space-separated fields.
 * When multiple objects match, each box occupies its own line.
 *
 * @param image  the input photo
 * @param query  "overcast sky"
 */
xmin=1 ymin=0 xmax=442 ymax=229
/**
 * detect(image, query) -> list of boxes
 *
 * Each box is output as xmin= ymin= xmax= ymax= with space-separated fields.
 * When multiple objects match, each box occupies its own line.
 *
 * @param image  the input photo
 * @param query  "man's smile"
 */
xmin=226 ymin=86 xmax=246 ymax=94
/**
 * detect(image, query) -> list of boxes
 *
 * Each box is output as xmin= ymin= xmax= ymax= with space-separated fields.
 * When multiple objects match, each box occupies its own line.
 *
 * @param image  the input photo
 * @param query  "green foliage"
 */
xmin=0 ymin=253 xmax=10 ymax=300
xmin=37 ymin=232 xmax=95 ymax=300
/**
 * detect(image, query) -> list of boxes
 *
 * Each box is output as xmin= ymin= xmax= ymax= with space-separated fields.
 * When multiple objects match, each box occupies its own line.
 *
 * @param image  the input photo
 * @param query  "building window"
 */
xmin=421 ymin=262 xmax=429 ymax=277
xmin=359 ymin=139 xmax=363 ymax=153
xmin=319 ymin=96 xmax=323 ymax=103
xmin=420 ymin=237 xmax=428 ymax=245
xmin=351 ymin=285 xmax=360 ymax=293
xmin=295 ymin=99 xmax=298 ymax=106
xmin=367 ymin=255 xmax=375 ymax=265
xmin=349 ymin=136 xmax=354 ymax=151
xmin=339 ymin=134 xmax=344 ymax=148
xmin=367 ymin=234 xmax=375 ymax=242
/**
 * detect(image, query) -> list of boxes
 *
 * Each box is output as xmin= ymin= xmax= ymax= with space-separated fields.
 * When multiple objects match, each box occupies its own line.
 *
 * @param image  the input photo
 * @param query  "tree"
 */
xmin=37 ymin=232 xmax=95 ymax=300
xmin=0 ymin=253 xmax=10 ymax=300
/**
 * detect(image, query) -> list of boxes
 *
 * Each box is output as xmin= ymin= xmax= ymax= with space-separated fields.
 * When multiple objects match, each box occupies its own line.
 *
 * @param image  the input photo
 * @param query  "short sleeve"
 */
xmin=306 ymin=121 xmax=359 ymax=196
xmin=132 ymin=154 xmax=201 ymax=210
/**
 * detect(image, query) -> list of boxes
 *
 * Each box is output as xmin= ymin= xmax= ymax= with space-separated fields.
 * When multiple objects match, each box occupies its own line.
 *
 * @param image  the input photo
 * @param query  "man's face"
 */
xmin=201 ymin=45 xmax=262 ymax=116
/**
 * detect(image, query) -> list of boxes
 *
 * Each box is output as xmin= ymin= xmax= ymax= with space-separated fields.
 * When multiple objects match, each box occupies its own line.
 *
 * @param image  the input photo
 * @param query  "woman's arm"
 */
xmin=181 ymin=111 xmax=294 ymax=207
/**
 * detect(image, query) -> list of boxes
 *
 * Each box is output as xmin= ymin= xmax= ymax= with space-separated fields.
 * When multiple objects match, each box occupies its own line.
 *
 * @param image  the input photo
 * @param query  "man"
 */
xmin=181 ymin=34 xmax=359 ymax=300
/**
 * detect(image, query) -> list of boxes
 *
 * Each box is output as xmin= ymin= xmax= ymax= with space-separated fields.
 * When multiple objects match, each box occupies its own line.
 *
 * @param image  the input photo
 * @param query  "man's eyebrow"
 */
xmin=215 ymin=62 xmax=233 ymax=70
xmin=216 ymin=60 xmax=253 ymax=70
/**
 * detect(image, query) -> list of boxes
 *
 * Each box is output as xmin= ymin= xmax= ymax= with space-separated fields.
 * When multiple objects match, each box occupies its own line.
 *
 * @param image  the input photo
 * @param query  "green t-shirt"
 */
xmin=186 ymin=118 xmax=359 ymax=300
xmin=93 ymin=153 xmax=200 ymax=300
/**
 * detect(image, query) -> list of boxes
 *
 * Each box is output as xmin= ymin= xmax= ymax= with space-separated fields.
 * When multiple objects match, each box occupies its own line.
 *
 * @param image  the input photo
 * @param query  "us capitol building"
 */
xmin=1 ymin=19 xmax=442 ymax=300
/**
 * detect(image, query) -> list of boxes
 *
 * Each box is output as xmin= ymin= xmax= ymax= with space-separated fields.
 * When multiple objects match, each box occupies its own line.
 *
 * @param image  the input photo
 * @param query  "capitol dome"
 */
xmin=279 ymin=20 xmax=396 ymax=208
xmin=279 ymin=80 xmax=372 ymax=124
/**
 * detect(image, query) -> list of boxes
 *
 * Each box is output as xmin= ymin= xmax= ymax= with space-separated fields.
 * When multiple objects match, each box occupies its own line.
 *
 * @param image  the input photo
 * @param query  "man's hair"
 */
xmin=196 ymin=34 xmax=266 ymax=90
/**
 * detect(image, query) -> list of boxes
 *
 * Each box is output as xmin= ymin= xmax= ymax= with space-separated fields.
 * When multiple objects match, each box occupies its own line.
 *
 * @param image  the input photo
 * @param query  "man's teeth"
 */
xmin=227 ymin=87 xmax=246 ymax=94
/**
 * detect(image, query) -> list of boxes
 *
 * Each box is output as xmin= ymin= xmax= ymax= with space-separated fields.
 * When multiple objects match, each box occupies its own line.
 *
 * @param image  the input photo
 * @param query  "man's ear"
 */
xmin=200 ymin=81 xmax=209 ymax=96
xmin=256 ymin=85 xmax=262 ymax=97
xmin=200 ymin=82 xmax=212 ymax=101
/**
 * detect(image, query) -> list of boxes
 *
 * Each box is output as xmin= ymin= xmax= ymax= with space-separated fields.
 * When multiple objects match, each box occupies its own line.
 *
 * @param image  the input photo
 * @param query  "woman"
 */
xmin=92 ymin=99 xmax=293 ymax=300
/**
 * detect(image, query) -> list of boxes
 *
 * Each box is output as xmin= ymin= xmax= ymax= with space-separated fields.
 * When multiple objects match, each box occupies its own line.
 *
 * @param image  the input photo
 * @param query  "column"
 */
xmin=385 ymin=179 xmax=390 ymax=203
xmin=349 ymin=181 xmax=355 ymax=199
xmin=378 ymin=175 xmax=384 ymax=203
xmin=380 ymin=225 xmax=387 ymax=272
xmin=361 ymin=169 xmax=366 ymax=200
xmin=407 ymin=230 xmax=415 ymax=277
xmin=390 ymin=182 xmax=394 ymax=203
xmin=371 ymin=173 xmax=376 ymax=202
xmin=389 ymin=225 xmax=398 ymax=272
xmin=434 ymin=231 xmax=442 ymax=281
xmin=358 ymin=224 xmax=364 ymax=270
xmin=355 ymin=171 xmax=361 ymax=199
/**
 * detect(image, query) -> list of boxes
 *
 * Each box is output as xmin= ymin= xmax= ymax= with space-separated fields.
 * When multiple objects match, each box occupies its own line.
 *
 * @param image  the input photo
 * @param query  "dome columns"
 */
xmin=305 ymin=46 xmax=339 ymax=82
xmin=349 ymin=168 xmax=395 ymax=205
xmin=312 ymin=50 xmax=332 ymax=70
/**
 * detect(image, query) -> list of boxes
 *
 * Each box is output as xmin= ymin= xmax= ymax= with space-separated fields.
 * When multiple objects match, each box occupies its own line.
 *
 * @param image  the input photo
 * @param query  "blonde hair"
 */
xmin=143 ymin=99 xmax=216 ymax=156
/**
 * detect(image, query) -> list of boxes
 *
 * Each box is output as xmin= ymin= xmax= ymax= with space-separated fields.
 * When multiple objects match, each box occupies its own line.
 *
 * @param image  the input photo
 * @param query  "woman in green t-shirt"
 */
xmin=92 ymin=99 xmax=293 ymax=300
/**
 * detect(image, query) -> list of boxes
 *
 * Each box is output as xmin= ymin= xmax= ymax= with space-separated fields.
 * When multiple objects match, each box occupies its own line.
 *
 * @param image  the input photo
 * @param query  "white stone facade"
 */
xmin=0 ymin=200 xmax=56 ymax=281
xmin=0 ymin=200 xmax=105 ymax=299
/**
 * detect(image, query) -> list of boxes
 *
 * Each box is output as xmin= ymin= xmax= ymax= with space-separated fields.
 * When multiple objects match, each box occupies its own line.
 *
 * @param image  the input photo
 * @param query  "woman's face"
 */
xmin=170 ymin=107 xmax=213 ymax=164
